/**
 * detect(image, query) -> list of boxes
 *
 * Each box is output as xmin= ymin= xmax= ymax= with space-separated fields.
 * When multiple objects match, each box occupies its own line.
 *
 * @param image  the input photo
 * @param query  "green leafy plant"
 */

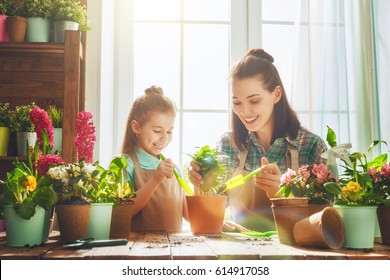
xmin=9 ymin=103 xmax=36 ymax=133
xmin=103 ymin=156 xmax=136 ymax=206
xmin=0 ymin=0 xmax=17 ymax=15
xmin=0 ymin=103 xmax=11 ymax=127
xmin=47 ymin=105 xmax=63 ymax=128
xmin=51 ymin=0 xmax=89 ymax=29
xmin=21 ymin=0 xmax=52 ymax=18
xmin=188 ymin=145 xmax=227 ymax=196
xmin=0 ymin=130 xmax=59 ymax=220
xmin=323 ymin=126 xmax=387 ymax=206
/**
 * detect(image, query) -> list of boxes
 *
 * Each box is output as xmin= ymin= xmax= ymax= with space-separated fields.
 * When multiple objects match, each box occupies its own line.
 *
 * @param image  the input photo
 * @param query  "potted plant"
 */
xmin=0 ymin=0 xmax=16 ymax=41
xmin=21 ymin=0 xmax=52 ymax=42
xmin=47 ymin=105 xmax=63 ymax=153
xmin=44 ymin=110 xmax=97 ymax=243
xmin=277 ymin=163 xmax=337 ymax=214
xmin=105 ymin=156 xmax=136 ymax=239
xmin=370 ymin=153 xmax=390 ymax=245
xmin=324 ymin=127 xmax=385 ymax=249
xmin=186 ymin=145 xmax=228 ymax=234
xmin=0 ymin=131 xmax=59 ymax=247
xmin=9 ymin=103 xmax=37 ymax=157
xmin=5 ymin=0 xmax=27 ymax=42
xmin=51 ymin=0 xmax=89 ymax=43
xmin=0 ymin=103 xmax=11 ymax=156
xmin=273 ymin=163 xmax=338 ymax=245
xmin=85 ymin=162 xmax=114 ymax=241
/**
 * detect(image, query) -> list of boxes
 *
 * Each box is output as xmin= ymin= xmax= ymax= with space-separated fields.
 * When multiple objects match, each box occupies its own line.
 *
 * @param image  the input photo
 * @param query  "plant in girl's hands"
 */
xmin=276 ymin=163 xmax=337 ymax=203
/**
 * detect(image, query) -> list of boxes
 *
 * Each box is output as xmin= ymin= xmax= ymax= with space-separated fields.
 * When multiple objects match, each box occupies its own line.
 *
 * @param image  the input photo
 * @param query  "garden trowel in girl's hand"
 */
xmin=160 ymin=154 xmax=194 ymax=196
xmin=218 ymin=166 xmax=266 ymax=193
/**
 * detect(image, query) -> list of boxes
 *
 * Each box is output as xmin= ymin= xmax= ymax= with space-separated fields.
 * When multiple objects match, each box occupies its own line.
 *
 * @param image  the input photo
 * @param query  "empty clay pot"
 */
xmin=293 ymin=207 xmax=344 ymax=249
xmin=270 ymin=197 xmax=309 ymax=245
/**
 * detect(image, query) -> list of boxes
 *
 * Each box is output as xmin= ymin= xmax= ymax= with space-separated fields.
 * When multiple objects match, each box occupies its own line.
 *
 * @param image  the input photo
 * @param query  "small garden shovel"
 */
xmin=160 ymin=154 xmax=194 ymax=196
xmin=219 ymin=167 xmax=264 ymax=192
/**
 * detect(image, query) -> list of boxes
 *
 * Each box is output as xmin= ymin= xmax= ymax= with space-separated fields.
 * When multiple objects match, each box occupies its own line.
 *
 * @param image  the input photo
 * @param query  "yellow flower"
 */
xmin=341 ymin=181 xmax=362 ymax=202
xmin=23 ymin=176 xmax=37 ymax=192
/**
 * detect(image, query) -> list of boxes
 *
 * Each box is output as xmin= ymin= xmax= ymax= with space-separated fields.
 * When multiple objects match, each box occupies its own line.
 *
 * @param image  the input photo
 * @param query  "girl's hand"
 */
xmin=255 ymin=157 xmax=281 ymax=198
xmin=155 ymin=158 xmax=175 ymax=182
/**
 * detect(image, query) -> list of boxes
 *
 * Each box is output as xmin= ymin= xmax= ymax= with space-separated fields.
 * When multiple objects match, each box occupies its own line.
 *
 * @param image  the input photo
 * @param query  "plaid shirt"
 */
xmin=216 ymin=126 xmax=327 ymax=177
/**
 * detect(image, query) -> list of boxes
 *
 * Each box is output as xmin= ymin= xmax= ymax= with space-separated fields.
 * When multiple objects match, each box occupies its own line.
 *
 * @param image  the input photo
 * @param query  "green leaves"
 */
xmin=326 ymin=125 xmax=337 ymax=148
xmin=189 ymin=145 xmax=227 ymax=195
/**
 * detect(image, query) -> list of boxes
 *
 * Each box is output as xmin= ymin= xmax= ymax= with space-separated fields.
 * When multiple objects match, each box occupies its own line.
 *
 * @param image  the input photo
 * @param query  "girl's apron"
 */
xmin=227 ymin=142 xmax=299 ymax=231
xmin=130 ymin=154 xmax=184 ymax=232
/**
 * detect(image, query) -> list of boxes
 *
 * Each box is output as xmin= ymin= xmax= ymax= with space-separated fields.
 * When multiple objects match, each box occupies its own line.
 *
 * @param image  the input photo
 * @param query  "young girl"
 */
xmin=122 ymin=86 xmax=188 ymax=232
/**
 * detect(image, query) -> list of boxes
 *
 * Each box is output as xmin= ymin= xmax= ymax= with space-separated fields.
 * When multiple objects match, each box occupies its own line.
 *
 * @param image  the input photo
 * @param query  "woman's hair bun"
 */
xmin=246 ymin=48 xmax=274 ymax=63
xmin=145 ymin=85 xmax=164 ymax=95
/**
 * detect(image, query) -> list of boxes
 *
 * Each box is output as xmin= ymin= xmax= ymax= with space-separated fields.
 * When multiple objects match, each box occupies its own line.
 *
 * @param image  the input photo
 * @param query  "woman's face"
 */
xmin=131 ymin=112 xmax=175 ymax=157
xmin=231 ymin=77 xmax=281 ymax=133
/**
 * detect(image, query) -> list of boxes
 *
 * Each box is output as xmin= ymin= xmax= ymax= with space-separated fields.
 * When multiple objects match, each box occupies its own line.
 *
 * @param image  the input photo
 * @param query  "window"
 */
xmin=130 ymin=0 xmax=231 ymax=167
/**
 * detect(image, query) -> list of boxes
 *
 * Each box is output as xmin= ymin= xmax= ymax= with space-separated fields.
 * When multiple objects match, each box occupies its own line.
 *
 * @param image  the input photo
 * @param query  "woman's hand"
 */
xmin=255 ymin=157 xmax=281 ymax=198
xmin=188 ymin=160 xmax=203 ymax=187
xmin=223 ymin=220 xmax=250 ymax=232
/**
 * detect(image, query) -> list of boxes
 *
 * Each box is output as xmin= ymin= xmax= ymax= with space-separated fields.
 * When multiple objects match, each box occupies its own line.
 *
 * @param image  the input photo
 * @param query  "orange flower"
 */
xmin=23 ymin=176 xmax=37 ymax=192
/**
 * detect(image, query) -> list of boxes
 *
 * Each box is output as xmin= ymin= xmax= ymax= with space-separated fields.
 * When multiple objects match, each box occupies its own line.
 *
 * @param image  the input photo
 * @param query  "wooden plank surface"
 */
xmin=127 ymin=232 xmax=171 ymax=260
xmin=1 ymin=231 xmax=390 ymax=260
xmin=169 ymin=232 xmax=217 ymax=260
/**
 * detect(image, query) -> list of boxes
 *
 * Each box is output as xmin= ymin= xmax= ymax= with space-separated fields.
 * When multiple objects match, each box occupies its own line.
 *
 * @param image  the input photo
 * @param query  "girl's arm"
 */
xmin=131 ymin=159 xmax=175 ymax=216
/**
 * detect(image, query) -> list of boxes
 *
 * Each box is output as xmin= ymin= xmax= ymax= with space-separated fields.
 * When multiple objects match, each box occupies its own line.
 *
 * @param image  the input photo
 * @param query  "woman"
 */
xmin=189 ymin=49 xmax=327 ymax=231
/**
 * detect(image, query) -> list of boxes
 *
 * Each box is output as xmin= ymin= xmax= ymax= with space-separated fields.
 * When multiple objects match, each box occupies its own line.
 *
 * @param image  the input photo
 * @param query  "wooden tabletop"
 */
xmin=1 ymin=231 xmax=390 ymax=260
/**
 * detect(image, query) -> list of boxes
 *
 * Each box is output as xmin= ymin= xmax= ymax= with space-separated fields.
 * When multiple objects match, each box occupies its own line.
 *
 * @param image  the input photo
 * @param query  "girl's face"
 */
xmin=131 ymin=112 xmax=175 ymax=157
xmin=231 ymin=77 xmax=281 ymax=133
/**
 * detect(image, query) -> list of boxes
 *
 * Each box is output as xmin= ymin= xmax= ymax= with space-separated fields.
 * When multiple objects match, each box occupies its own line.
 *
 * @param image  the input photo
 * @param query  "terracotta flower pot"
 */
xmin=293 ymin=207 xmax=344 ymax=249
xmin=186 ymin=196 xmax=227 ymax=234
xmin=308 ymin=202 xmax=330 ymax=216
xmin=377 ymin=206 xmax=390 ymax=245
xmin=110 ymin=201 xmax=134 ymax=239
xmin=55 ymin=204 xmax=91 ymax=244
xmin=6 ymin=16 xmax=27 ymax=42
xmin=270 ymin=197 xmax=309 ymax=245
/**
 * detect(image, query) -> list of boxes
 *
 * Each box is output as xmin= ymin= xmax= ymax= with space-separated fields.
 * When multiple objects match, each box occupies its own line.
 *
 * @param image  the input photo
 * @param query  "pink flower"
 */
xmin=380 ymin=164 xmax=390 ymax=178
xmin=29 ymin=107 xmax=54 ymax=150
xmin=280 ymin=168 xmax=296 ymax=185
xmin=75 ymin=111 xmax=96 ymax=163
xmin=368 ymin=167 xmax=378 ymax=177
xmin=312 ymin=163 xmax=333 ymax=184
xmin=37 ymin=154 xmax=64 ymax=176
xmin=298 ymin=165 xmax=310 ymax=182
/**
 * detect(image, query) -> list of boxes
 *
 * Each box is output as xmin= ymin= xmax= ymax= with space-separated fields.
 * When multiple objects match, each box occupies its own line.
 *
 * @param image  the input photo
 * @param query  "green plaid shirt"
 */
xmin=216 ymin=127 xmax=327 ymax=177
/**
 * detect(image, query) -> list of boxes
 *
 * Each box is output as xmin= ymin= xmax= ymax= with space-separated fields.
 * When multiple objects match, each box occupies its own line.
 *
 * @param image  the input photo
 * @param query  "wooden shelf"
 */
xmin=0 ymin=31 xmax=85 ymax=180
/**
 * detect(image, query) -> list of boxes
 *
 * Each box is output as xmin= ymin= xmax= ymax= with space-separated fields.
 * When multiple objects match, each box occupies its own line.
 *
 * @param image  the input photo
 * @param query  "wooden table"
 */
xmin=1 ymin=231 xmax=390 ymax=260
